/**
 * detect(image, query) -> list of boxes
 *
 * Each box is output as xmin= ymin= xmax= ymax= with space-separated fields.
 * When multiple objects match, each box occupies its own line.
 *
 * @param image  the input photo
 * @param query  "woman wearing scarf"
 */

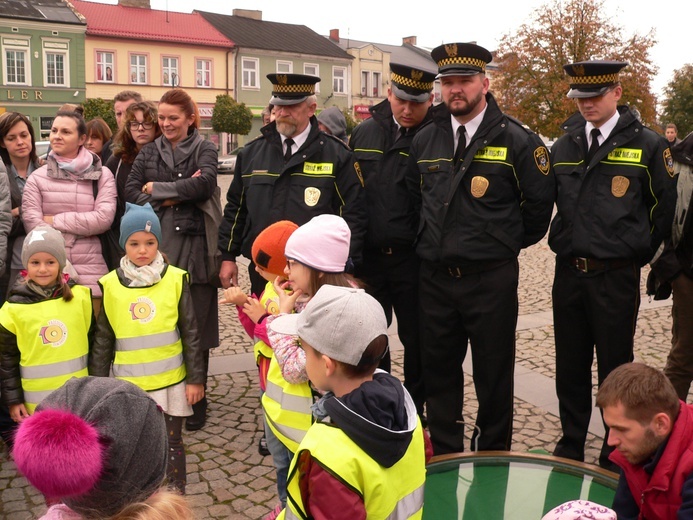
xmin=124 ymin=88 xmax=219 ymax=431
xmin=21 ymin=111 xmax=117 ymax=316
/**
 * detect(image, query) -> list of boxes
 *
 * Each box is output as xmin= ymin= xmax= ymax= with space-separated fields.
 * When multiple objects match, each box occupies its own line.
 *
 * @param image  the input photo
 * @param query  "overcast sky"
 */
xmin=96 ymin=0 xmax=691 ymax=100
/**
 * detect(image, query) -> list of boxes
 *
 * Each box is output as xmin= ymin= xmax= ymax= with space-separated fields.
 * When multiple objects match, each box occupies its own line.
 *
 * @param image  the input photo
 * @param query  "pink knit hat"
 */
xmin=541 ymin=500 xmax=616 ymax=520
xmin=284 ymin=214 xmax=351 ymax=273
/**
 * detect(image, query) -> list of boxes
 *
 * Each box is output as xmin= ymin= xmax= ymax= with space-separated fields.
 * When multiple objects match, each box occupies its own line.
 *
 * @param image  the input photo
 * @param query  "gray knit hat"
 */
xmin=21 ymin=226 xmax=67 ymax=270
xmin=13 ymin=377 xmax=168 ymax=517
xmin=119 ymin=202 xmax=162 ymax=249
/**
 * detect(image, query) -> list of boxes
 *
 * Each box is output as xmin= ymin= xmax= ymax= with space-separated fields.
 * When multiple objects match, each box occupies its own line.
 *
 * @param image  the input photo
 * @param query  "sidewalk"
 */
xmin=0 ymin=241 xmax=676 ymax=519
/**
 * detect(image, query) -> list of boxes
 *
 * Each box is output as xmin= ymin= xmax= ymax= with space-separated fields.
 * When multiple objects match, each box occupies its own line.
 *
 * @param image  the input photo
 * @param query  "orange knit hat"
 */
xmin=252 ymin=220 xmax=299 ymax=277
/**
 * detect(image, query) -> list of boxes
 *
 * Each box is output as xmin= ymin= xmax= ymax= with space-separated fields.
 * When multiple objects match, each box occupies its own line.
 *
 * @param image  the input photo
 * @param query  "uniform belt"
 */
xmin=433 ymin=259 xmax=511 ymax=278
xmin=366 ymin=246 xmax=414 ymax=256
xmin=569 ymin=257 xmax=633 ymax=273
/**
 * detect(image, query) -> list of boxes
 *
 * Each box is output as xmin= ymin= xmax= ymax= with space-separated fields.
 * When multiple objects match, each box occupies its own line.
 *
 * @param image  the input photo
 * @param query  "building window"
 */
xmin=242 ymin=57 xmax=259 ymax=89
xmin=304 ymin=63 xmax=319 ymax=92
xmin=162 ymin=56 xmax=179 ymax=87
xmin=130 ymin=54 xmax=147 ymax=84
xmin=96 ymin=51 xmax=114 ymax=82
xmin=45 ymin=52 xmax=65 ymax=85
xmin=276 ymin=60 xmax=292 ymax=73
xmin=5 ymin=49 xmax=27 ymax=84
xmin=42 ymin=40 xmax=69 ymax=87
xmin=372 ymin=72 xmax=381 ymax=97
xmin=361 ymin=71 xmax=369 ymax=96
xmin=196 ymin=59 xmax=211 ymax=87
xmin=333 ymin=66 xmax=346 ymax=95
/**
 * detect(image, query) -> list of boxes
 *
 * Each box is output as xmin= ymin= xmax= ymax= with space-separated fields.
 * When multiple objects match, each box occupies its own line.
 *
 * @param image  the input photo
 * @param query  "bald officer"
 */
xmin=349 ymin=63 xmax=436 ymax=416
xmin=407 ymin=43 xmax=555 ymax=454
xmin=549 ymin=61 xmax=676 ymax=469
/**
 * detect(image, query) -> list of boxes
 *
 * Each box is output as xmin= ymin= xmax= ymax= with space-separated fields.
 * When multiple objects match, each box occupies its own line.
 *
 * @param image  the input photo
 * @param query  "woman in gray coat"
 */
xmin=124 ymin=88 xmax=219 ymax=430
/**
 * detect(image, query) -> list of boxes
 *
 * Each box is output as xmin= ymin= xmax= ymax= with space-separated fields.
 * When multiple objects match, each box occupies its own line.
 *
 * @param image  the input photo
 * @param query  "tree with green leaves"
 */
xmin=82 ymin=98 xmax=117 ymax=133
xmin=211 ymin=95 xmax=253 ymax=139
xmin=661 ymin=64 xmax=693 ymax=138
xmin=494 ymin=0 xmax=657 ymax=139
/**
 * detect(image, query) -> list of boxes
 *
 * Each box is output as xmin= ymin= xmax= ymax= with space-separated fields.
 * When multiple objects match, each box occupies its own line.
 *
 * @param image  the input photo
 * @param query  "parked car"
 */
xmin=35 ymin=141 xmax=50 ymax=160
xmin=218 ymin=146 xmax=243 ymax=174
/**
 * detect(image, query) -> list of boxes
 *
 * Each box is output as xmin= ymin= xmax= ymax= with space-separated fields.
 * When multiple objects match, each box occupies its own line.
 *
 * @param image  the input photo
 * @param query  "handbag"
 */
xmin=92 ymin=180 xmax=124 ymax=271
xmin=196 ymin=185 xmax=223 ymax=288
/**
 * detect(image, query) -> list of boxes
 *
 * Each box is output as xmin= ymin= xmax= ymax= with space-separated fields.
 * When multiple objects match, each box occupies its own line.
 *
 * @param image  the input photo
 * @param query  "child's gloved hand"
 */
xmin=219 ymin=286 xmax=249 ymax=306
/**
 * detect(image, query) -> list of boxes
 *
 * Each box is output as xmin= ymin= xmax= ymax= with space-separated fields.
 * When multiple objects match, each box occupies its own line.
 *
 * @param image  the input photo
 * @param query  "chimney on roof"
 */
xmin=329 ymin=29 xmax=340 ymax=42
xmin=402 ymin=36 xmax=417 ymax=46
xmin=232 ymin=9 xmax=262 ymax=20
xmin=118 ymin=0 xmax=150 ymax=8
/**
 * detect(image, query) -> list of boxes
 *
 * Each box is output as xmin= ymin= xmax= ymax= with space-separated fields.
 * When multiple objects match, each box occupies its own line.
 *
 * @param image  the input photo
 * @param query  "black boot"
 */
xmin=185 ymin=397 xmax=207 ymax=431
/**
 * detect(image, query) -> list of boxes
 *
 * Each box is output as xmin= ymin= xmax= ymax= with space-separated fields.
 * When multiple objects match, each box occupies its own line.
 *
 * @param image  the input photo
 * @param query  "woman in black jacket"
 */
xmin=124 ymin=88 xmax=219 ymax=431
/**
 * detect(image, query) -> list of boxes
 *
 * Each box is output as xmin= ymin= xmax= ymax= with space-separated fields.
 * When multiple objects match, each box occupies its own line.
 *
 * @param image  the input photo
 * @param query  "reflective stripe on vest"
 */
xmin=285 ymin=414 xmax=426 ymax=519
xmin=261 ymin=353 xmax=313 ymax=452
xmin=0 ymin=285 xmax=92 ymax=413
xmin=100 ymin=267 xmax=187 ymax=392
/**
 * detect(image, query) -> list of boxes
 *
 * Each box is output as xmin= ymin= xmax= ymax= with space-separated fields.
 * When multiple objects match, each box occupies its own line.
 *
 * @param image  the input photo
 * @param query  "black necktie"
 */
xmin=587 ymin=128 xmax=601 ymax=161
xmin=284 ymin=138 xmax=294 ymax=163
xmin=393 ymin=125 xmax=406 ymax=143
xmin=453 ymin=126 xmax=466 ymax=164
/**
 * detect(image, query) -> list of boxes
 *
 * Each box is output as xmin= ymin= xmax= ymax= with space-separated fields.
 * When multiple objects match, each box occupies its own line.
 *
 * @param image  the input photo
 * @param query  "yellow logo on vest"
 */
xmin=266 ymin=300 xmax=279 ymax=315
xmin=130 ymin=297 xmax=156 ymax=323
xmin=304 ymin=187 xmax=321 ymax=207
xmin=303 ymin=162 xmax=334 ymax=174
xmin=470 ymin=176 xmax=490 ymax=198
xmin=39 ymin=320 xmax=67 ymax=347
xmin=474 ymin=147 xmax=508 ymax=161
xmin=611 ymin=176 xmax=630 ymax=197
xmin=606 ymin=148 xmax=642 ymax=163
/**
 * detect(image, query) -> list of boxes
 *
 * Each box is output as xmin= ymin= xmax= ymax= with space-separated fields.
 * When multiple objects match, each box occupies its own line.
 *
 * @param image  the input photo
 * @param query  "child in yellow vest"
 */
xmin=270 ymin=285 xmax=428 ymax=520
xmin=89 ymin=202 xmax=205 ymax=494
xmin=219 ymin=220 xmax=298 ymax=457
xmin=0 ymin=226 xmax=92 ymax=425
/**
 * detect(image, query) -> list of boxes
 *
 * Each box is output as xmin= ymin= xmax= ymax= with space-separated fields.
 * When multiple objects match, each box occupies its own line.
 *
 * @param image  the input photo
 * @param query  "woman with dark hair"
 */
xmin=106 ymin=101 xmax=161 ymax=232
xmin=21 ymin=111 xmax=116 ymax=316
xmin=125 ymin=89 xmax=219 ymax=431
xmin=0 ymin=112 xmax=38 ymax=301
xmin=85 ymin=117 xmax=113 ymax=164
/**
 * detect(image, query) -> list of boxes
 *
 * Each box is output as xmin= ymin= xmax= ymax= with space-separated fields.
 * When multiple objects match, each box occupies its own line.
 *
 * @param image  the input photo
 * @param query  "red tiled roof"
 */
xmin=69 ymin=0 xmax=234 ymax=48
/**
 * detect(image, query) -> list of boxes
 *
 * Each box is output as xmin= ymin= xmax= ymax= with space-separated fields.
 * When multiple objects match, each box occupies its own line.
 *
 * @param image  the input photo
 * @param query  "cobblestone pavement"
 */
xmin=0 ymin=234 xmax=679 ymax=519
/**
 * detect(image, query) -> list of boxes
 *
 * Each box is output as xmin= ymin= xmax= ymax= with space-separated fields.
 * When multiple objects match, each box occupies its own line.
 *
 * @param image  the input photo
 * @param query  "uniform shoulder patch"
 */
xmin=534 ymin=146 xmax=551 ymax=175
xmin=354 ymin=161 xmax=364 ymax=186
xmin=664 ymin=148 xmax=675 ymax=178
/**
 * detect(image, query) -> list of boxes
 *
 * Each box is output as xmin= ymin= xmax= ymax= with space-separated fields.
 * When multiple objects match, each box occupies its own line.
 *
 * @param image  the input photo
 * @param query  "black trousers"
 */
xmin=359 ymin=248 xmax=423 ymax=412
xmin=552 ymin=260 xmax=639 ymax=465
xmin=419 ymin=259 xmax=518 ymax=454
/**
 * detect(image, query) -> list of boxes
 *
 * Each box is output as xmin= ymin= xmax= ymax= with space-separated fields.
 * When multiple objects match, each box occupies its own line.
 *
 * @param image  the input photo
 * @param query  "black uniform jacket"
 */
xmin=549 ymin=107 xmax=676 ymax=265
xmin=407 ymin=93 xmax=555 ymax=264
xmin=349 ymin=99 xmax=431 ymax=249
xmin=218 ymin=117 xmax=366 ymax=264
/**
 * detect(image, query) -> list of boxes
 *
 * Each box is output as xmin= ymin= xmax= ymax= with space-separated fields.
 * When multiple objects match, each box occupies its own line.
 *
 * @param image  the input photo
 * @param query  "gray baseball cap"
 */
xmin=270 ymin=285 xmax=388 ymax=366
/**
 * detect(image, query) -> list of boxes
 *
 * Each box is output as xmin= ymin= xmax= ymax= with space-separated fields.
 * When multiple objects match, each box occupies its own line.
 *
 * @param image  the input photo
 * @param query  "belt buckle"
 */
xmin=575 ymin=257 xmax=589 ymax=273
xmin=447 ymin=266 xmax=462 ymax=278
xmin=382 ymin=247 xmax=393 ymax=255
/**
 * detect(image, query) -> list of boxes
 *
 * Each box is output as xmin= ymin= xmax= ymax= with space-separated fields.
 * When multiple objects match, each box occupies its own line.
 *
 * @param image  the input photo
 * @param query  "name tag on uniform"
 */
xmin=303 ymin=162 xmax=334 ymax=174
xmin=607 ymin=148 xmax=642 ymax=163
xmin=474 ymin=147 xmax=508 ymax=161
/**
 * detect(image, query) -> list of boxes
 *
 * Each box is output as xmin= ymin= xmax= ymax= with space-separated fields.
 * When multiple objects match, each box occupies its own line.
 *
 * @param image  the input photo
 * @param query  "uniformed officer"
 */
xmin=407 ymin=43 xmax=555 ymax=454
xmin=218 ymin=74 xmax=367 ymax=294
xmin=349 ymin=63 xmax=435 ymax=413
xmin=550 ymin=61 xmax=676 ymax=468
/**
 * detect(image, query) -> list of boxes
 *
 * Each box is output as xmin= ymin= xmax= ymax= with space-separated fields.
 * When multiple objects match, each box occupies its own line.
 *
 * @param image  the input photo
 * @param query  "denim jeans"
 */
xmin=264 ymin=416 xmax=293 ymax=507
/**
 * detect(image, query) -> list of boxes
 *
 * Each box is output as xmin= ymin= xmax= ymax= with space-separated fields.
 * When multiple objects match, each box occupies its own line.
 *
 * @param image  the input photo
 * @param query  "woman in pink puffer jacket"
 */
xmin=22 ymin=111 xmax=116 ymax=313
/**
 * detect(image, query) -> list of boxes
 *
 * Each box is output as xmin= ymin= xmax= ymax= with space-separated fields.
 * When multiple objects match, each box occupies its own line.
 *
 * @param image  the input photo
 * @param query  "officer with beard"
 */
xmin=406 ymin=42 xmax=555 ymax=454
xmin=218 ymin=74 xmax=366 ymax=294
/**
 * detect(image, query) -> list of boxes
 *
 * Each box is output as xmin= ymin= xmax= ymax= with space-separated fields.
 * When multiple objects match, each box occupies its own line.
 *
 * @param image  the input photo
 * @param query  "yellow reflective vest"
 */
xmin=281 ymin=417 xmax=426 ymax=519
xmin=254 ymin=281 xmax=279 ymax=362
xmin=261 ymin=352 xmax=313 ymax=453
xmin=100 ymin=266 xmax=187 ymax=392
xmin=0 ymin=285 xmax=91 ymax=412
